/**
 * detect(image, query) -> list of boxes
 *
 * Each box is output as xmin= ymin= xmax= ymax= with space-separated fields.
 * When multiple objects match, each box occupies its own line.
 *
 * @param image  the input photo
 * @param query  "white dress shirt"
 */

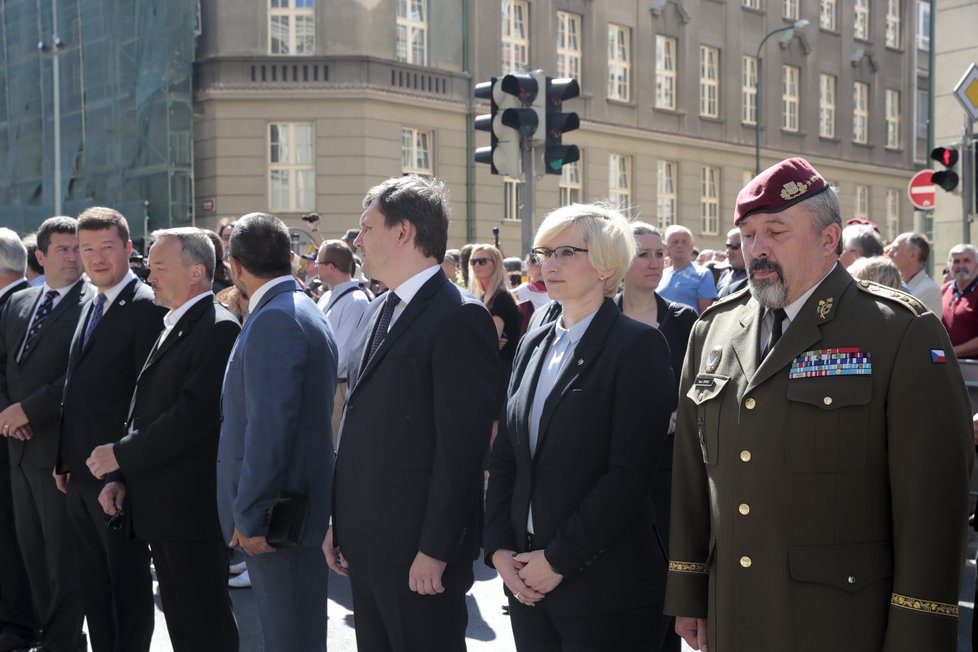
xmin=158 ymin=291 xmax=214 ymax=346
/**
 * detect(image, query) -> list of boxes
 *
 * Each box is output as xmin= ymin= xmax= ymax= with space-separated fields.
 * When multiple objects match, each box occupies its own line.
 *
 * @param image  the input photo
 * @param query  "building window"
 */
xmin=886 ymin=190 xmax=899 ymax=240
xmin=819 ymin=73 xmax=836 ymax=138
xmin=699 ymin=46 xmax=720 ymax=119
xmin=742 ymin=55 xmax=757 ymax=125
xmin=269 ymin=123 xmax=315 ymax=211
xmin=269 ymin=0 xmax=315 ymax=55
xmin=782 ymin=65 xmax=800 ymax=132
xmin=401 ymin=128 xmax=433 ymax=176
xmin=396 ymin=0 xmax=427 ymax=65
xmin=742 ymin=0 xmax=760 ymax=9
xmin=655 ymin=36 xmax=677 ymax=110
xmin=609 ymin=154 xmax=631 ymax=208
xmin=784 ymin=0 xmax=799 ymax=20
xmin=608 ymin=24 xmax=631 ymax=102
xmin=820 ymin=0 xmax=837 ymax=30
xmin=556 ymin=11 xmax=582 ymax=80
xmin=886 ymin=0 xmax=901 ymax=48
xmin=853 ymin=82 xmax=869 ymax=144
xmin=502 ymin=0 xmax=529 ymax=75
xmin=854 ymin=185 xmax=869 ymax=219
xmin=916 ymin=87 xmax=929 ymax=141
xmin=917 ymin=1 xmax=930 ymax=51
xmin=503 ymin=178 xmax=522 ymax=221
xmin=657 ymin=160 xmax=677 ymax=230
xmin=701 ymin=166 xmax=720 ymax=235
xmin=854 ymin=0 xmax=870 ymax=40
xmin=559 ymin=157 xmax=583 ymax=206
xmin=885 ymin=89 xmax=901 ymax=149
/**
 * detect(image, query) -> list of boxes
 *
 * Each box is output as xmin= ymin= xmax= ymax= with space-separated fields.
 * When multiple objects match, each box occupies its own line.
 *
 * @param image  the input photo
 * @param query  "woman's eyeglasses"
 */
xmin=530 ymin=246 xmax=589 ymax=263
xmin=471 ymin=258 xmax=492 ymax=267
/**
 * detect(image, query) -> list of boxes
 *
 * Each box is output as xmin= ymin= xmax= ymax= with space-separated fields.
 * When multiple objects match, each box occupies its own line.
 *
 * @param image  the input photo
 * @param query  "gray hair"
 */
xmin=948 ymin=243 xmax=978 ymax=264
xmin=842 ymin=224 xmax=883 ymax=257
xmin=151 ymin=227 xmax=216 ymax=282
xmin=847 ymin=256 xmax=903 ymax=289
xmin=799 ymin=186 xmax=843 ymax=255
xmin=0 ymin=228 xmax=27 ymax=276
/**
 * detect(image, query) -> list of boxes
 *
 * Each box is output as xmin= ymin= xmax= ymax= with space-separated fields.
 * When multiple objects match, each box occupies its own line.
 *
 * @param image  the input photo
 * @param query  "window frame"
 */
xmin=655 ymin=35 xmax=677 ymax=110
xmin=886 ymin=189 xmax=899 ymax=241
xmin=699 ymin=45 xmax=720 ymax=119
xmin=916 ymin=1 xmax=930 ymax=51
xmin=556 ymin=11 xmax=582 ymax=81
xmin=854 ymin=185 xmax=869 ymax=220
xmin=820 ymin=0 xmax=837 ymax=30
xmin=854 ymin=0 xmax=870 ymax=40
xmin=819 ymin=73 xmax=836 ymax=138
xmin=559 ymin=156 xmax=583 ymax=207
xmin=853 ymin=82 xmax=869 ymax=144
xmin=783 ymin=0 xmax=799 ymax=20
xmin=701 ymin=166 xmax=720 ymax=236
xmin=268 ymin=0 xmax=315 ymax=56
xmin=503 ymin=178 xmax=522 ymax=221
xmin=501 ymin=0 xmax=529 ymax=75
xmin=782 ymin=65 xmax=800 ymax=132
xmin=742 ymin=55 xmax=757 ymax=125
xmin=396 ymin=0 xmax=428 ymax=65
xmin=607 ymin=24 xmax=631 ymax=102
xmin=609 ymin=153 xmax=632 ymax=209
xmin=268 ymin=122 xmax=315 ymax=212
xmin=885 ymin=0 xmax=901 ymax=48
xmin=657 ymin=160 xmax=678 ymax=230
xmin=885 ymin=89 xmax=901 ymax=149
xmin=400 ymin=127 xmax=434 ymax=176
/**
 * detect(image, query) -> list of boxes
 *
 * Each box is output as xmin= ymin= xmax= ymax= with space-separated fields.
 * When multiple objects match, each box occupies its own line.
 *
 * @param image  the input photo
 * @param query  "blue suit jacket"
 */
xmin=216 ymin=279 xmax=337 ymax=547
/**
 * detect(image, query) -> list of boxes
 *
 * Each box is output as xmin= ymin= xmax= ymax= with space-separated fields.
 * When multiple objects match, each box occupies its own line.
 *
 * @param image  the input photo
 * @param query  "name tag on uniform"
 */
xmin=789 ymin=347 xmax=872 ymax=379
xmin=695 ymin=375 xmax=716 ymax=388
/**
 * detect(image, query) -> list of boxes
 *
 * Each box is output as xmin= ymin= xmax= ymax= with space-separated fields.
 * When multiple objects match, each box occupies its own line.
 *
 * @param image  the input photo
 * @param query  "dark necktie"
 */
xmin=83 ymin=294 xmax=107 ymax=348
xmin=366 ymin=291 xmax=400 ymax=363
xmin=762 ymin=308 xmax=788 ymax=360
xmin=18 ymin=289 xmax=59 ymax=364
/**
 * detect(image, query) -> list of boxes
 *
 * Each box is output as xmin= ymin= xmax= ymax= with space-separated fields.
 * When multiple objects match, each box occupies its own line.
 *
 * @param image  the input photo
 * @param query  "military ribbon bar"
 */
xmin=789 ymin=348 xmax=872 ymax=379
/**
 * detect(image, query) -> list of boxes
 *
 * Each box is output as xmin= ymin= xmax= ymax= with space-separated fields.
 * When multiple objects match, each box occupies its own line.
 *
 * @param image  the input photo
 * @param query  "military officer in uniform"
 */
xmin=664 ymin=157 xmax=974 ymax=652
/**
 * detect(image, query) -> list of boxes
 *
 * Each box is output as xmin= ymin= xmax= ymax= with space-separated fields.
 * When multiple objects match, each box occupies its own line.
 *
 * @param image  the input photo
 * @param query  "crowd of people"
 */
xmin=0 ymin=156 xmax=974 ymax=652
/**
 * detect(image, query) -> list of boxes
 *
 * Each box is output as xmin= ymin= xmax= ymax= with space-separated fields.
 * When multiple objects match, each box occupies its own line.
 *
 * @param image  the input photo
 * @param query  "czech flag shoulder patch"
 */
xmin=931 ymin=349 xmax=947 ymax=364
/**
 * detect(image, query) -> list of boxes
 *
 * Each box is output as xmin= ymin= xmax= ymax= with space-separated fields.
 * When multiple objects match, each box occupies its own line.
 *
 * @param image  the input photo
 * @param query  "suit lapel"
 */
xmin=9 ymin=288 xmax=42 ymax=363
xmin=137 ymin=296 xmax=210 ymax=379
xmin=17 ymin=280 xmax=88 ymax=366
xmin=77 ymin=278 xmax=140 ymax=359
xmin=513 ymin=327 xmax=555 ymax=460
xmin=534 ymin=299 xmax=617 ymax=457
xmin=746 ymin=264 xmax=850 ymax=393
xmin=353 ymin=272 xmax=446 ymax=390
xmin=730 ymin=300 xmax=762 ymax=383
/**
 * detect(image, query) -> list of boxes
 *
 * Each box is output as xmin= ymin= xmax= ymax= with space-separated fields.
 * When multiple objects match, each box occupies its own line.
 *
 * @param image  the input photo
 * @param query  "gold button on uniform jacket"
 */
xmin=664 ymin=263 xmax=974 ymax=652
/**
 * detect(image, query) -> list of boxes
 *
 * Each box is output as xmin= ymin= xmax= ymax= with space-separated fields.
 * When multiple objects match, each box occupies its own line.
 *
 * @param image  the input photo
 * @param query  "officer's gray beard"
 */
xmin=748 ymin=259 xmax=788 ymax=309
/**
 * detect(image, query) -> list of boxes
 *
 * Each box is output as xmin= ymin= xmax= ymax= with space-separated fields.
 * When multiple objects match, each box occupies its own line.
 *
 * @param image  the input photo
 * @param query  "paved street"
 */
xmin=138 ymin=529 xmax=978 ymax=652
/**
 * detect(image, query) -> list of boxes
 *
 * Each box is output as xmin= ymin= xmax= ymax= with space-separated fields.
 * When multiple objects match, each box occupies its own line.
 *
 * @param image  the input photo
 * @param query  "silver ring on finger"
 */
xmin=514 ymin=592 xmax=521 ymax=601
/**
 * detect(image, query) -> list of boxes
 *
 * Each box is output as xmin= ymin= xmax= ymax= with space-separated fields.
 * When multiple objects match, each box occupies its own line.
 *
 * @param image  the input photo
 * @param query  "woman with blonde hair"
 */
xmin=468 ymin=243 xmax=521 ymax=411
xmin=485 ymin=203 xmax=676 ymax=650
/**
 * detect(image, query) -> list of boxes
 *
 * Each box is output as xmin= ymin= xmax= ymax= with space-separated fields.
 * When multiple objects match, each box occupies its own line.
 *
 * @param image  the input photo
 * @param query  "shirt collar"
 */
xmin=329 ymin=279 xmax=360 ymax=293
xmin=44 ymin=277 xmax=83 ymax=296
xmin=248 ymin=275 xmax=295 ymax=311
xmin=782 ymin=263 xmax=838 ymax=323
xmin=390 ymin=265 xmax=440 ymax=306
xmin=96 ymin=270 xmax=137 ymax=307
xmin=163 ymin=291 xmax=213 ymax=331
xmin=555 ymin=305 xmax=600 ymax=346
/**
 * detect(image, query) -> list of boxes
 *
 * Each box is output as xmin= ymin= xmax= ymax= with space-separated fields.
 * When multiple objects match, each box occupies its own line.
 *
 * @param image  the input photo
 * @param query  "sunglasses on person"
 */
xmin=530 ymin=246 xmax=589 ymax=262
xmin=725 ymin=243 xmax=741 ymax=250
xmin=471 ymin=258 xmax=492 ymax=267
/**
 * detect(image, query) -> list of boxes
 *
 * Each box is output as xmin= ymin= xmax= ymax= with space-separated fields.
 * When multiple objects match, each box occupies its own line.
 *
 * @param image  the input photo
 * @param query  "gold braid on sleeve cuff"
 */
xmin=890 ymin=593 xmax=959 ymax=618
xmin=668 ymin=560 xmax=708 ymax=575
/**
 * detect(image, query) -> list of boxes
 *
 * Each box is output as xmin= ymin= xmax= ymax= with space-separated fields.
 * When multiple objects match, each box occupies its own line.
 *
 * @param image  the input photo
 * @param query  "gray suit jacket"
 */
xmin=217 ymin=279 xmax=337 ymax=547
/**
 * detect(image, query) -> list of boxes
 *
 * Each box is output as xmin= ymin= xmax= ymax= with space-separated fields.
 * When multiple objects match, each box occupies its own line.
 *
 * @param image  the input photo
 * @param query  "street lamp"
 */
xmin=754 ymin=19 xmax=809 ymax=175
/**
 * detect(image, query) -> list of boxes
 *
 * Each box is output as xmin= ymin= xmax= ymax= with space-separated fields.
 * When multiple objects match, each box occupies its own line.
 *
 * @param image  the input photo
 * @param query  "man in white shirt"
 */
xmin=315 ymin=239 xmax=369 ymax=446
xmin=887 ymin=231 xmax=942 ymax=314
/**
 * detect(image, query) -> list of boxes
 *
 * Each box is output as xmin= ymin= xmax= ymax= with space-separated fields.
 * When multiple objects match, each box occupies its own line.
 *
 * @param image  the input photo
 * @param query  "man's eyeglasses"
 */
xmin=471 ymin=258 xmax=492 ymax=267
xmin=725 ymin=243 xmax=741 ymax=251
xmin=314 ymin=259 xmax=331 ymax=267
xmin=530 ymin=246 xmax=589 ymax=263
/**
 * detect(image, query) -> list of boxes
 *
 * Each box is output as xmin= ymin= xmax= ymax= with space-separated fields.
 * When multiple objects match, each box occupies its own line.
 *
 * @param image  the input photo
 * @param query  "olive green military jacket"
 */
xmin=664 ymin=263 xmax=974 ymax=652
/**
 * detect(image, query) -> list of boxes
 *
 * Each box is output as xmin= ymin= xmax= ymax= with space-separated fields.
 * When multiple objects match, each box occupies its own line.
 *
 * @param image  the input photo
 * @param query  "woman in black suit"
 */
xmin=617 ymin=221 xmax=697 ymax=652
xmin=485 ymin=204 xmax=677 ymax=651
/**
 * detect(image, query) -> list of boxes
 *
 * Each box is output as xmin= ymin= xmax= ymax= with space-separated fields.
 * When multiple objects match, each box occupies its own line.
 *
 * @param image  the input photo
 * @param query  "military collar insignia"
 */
xmin=816 ymin=297 xmax=833 ymax=319
xmin=704 ymin=346 xmax=722 ymax=373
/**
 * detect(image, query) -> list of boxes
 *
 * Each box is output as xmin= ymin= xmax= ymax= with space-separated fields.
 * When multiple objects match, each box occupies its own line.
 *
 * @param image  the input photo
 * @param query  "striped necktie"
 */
xmin=18 ymin=289 xmax=59 ymax=364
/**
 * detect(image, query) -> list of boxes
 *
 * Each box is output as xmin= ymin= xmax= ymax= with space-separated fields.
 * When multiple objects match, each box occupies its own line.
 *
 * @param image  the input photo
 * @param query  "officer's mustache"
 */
xmin=748 ymin=258 xmax=784 ymax=283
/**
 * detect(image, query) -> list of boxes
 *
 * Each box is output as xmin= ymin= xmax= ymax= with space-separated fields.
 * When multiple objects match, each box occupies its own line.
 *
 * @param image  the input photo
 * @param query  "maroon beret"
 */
xmin=734 ymin=157 xmax=829 ymax=226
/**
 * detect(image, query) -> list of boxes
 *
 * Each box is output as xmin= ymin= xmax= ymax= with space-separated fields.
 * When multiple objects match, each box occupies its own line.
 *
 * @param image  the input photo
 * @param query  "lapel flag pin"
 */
xmin=577 ymin=358 xmax=583 ymax=366
xmin=930 ymin=349 xmax=946 ymax=364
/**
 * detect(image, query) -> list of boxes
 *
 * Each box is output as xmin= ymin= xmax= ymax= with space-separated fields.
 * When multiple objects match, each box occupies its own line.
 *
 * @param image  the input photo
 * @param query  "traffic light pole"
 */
xmin=519 ymin=142 xmax=535 ymax=256
xmin=964 ymin=117 xmax=974 ymax=243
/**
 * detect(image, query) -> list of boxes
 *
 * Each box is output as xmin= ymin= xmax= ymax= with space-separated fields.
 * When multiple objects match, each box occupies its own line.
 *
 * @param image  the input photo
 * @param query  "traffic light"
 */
xmin=541 ymin=77 xmax=581 ymax=175
xmin=473 ymin=73 xmax=541 ymax=177
xmin=931 ymin=146 xmax=960 ymax=192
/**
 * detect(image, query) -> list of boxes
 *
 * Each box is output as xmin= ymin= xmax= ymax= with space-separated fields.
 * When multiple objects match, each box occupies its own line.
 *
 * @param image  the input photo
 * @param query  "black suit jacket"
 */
xmin=111 ymin=297 xmax=240 ymax=542
xmin=0 ymin=280 xmax=95 ymax=468
xmin=333 ymin=270 xmax=499 ymax=567
xmin=485 ymin=298 xmax=677 ymax=616
xmin=57 ymin=277 xmax=166 ymax=481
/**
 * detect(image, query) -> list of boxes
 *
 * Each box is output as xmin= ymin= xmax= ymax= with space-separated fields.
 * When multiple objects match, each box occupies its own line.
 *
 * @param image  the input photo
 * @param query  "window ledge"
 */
xmin=781 ymin=128 xmax=806 ymax=137
xmin=854 ymin=36 xmax=873 ymax=46
xmin=853 ymin=140 xmax=874 ymax=149
xmin=820 ymin=27 xmax=840 ymax=36
xmin=700 ymin=115 xmax=724 ymax=124
xmin=741 ymin=121 xmax=758 ymax=128
xmin=819 ymin=135 xmax=841 ymax=143
xmin=741 ymin=6 xmax=765 ymax=16
xmin=885 ymin=45 xmax=904 ymax=54
xmin=653 ymin=105 xmax=685 ymax=116
xmin=607 ymin=98 xmax=638 ymax=108
xmin=884 ymin=145 xmax=904 ymax=153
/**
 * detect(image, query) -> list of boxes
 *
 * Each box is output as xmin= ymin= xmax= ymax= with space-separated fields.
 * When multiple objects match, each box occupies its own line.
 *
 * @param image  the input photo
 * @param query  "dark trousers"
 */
xmin=64 ymin=481 xmax=153 ymax=652
xmin=150 ymin=538 xmax=238 ymax=652
xmin=508 ymin=597 xmax=660 ymax=652
xmin=0 ymin=460 xmax=35 ymax=646
xmin=247 ymin=544 xmax=328 ymax=652
xmin=349 ymin=559 xmax=471 ymax=652
xmin=10 ymin=462 xmax=83 ymax=652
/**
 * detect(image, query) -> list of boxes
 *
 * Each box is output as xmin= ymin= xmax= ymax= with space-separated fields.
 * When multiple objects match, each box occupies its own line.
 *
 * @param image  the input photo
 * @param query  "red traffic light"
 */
xmin=931 ymin=146 xmax=959 ymax=168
